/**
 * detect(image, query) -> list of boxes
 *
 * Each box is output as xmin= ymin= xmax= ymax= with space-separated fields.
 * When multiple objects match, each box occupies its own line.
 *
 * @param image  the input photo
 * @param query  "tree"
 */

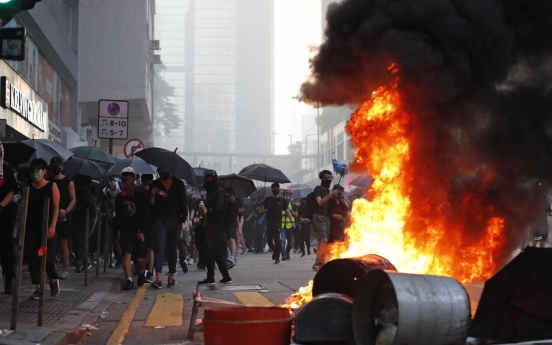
xmin=288 ymin=141 xmax=303 ymax=154
xmin=154 ymin=64 xmax=182 ymax=137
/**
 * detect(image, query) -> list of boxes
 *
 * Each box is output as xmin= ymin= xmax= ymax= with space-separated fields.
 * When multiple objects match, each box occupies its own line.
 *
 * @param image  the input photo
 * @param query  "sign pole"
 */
xmin=109 ymin=139 xmax=113 ymax=155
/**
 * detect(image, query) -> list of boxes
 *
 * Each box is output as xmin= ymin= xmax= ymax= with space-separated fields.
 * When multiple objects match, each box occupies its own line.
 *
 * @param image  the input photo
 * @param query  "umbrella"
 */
xmin=2 ymin=140 xmax=36 ymax=166
xmin=239 ymin=163 xmax=291 ymax=183
xmin=250 ymin=186 xmax=281 ymax=199
xmin=469 ymin=247 xmax=552 ymax=343
xmin=349 ymin=175 xmax=372 ymax=188
xmin=134 ymin=148 xmax=195 ymax=184
xmin=107 ymin=157 xmax=156 ymax=176
xmin=71 ymin=146 xmax=117 ymax=164
xmin=287 ymin=183 xmax=313 ymax=199
xmin=63 ymin=157 xmax=107 ymax=180
xmin=22 ymin=139 xmax=74 ymax=163
xmin=332 ymin=158 xmax=348 ymax=177
xmin=192 ymin=167 xmax=210 ymax=187
xmin=218 ymin=174 xmax=256 ymax=198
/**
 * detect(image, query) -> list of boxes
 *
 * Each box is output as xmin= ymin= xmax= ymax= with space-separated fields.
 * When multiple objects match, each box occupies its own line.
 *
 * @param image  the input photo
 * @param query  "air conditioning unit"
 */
xmin=152 ymin=55 xmax=162 ymax=64
xmin=150 ymin=40 xmax=160 ymax=50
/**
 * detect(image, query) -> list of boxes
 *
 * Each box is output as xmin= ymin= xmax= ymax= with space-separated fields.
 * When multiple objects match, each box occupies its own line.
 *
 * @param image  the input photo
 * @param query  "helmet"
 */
xmin=283 ymin=188 xmax=292 ymax=195
xmin=121 ymin=167 xmax=136 ymax=178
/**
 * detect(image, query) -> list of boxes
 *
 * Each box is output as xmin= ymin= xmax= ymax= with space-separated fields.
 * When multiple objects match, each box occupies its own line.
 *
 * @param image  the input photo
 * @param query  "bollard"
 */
xmin=11 ymin=186 xmax=29 ymax=331
xmin=96 ymin=215 xmax=102 ymax=276
xmin=84 ymin=209 xmax=89 ymax=287
xmin=38 ymin=197 xmax=50 ymax=327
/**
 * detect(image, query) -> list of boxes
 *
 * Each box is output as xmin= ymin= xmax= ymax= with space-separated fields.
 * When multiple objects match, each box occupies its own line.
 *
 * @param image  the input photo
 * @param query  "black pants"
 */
xmin=205 ymin=222 xmax=230 ymax=281
xmin=244 ymin=220 xmax=254 ymax=250
xmin=0 ymin=229 xmax=15 ymax=281
xmin=24 ymin=230 xmax=59 ymax=285
xmin=266 ymin=220 xmax=282 ymax=259
xmin=300 ymin=222 xmax=312 ymax=254
xmin=195 ymin=224 xmax=206 ymax=266
xmin=177 ymin=229 xmax=188 ymax=263
xmin=294 ymin=226 xmax=301 ymax=251
xmin=254 ymin=223 xmax=265 ymax=252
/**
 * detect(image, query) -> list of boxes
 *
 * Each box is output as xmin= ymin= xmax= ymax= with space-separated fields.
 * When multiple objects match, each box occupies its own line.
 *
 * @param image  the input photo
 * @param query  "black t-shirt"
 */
xmin=150 ymin=178 xmax=187 ymax=220
xmin=48 ymin=176 xmax=72 ymax=210
xmin=313 ymin=185 xmax=330 ymax=215
xmin=74 ymin=183 xmax=97 ymax=217
xmin=264 ymin=196 xmax=288 ymax=223
xmin=113 ymin=189 xmax=149 ymax=235
xmin=328 ymin=198 xmax=348 ymax=228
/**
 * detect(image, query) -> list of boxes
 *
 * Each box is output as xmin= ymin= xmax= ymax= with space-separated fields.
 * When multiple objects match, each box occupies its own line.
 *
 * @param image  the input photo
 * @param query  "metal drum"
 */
xmin=352 ymin=270 xmax=471 ymax=345
xmin=313 ymin=254 xmax=397 ymax=299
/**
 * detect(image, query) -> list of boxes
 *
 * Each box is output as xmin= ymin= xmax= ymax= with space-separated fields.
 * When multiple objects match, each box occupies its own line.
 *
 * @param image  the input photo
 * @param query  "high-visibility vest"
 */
xmin=281 ymin=201 xmax=294 ymax=229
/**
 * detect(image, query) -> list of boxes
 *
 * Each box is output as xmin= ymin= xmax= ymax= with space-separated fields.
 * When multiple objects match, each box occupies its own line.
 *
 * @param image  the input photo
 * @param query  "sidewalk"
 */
xmin=0 ymin=263 xmax=124 ymax=345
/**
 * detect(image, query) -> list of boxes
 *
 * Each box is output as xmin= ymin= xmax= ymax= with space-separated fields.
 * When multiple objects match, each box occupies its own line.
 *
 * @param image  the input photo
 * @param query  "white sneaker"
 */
xmin=187 ymin=258 xmax=194 ymax=265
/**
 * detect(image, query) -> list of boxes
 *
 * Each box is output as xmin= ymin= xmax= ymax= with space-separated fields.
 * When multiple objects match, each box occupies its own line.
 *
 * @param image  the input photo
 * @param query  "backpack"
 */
xmin=303 ymin=192 xmax=316 ymax=221
xmin=223 ymin=195 xmax=240 ymax=226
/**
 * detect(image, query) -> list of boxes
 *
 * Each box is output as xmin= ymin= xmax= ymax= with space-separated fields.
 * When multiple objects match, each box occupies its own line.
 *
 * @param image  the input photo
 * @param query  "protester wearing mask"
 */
xmin=261 ymin=183 xmax=293 ymax=264
xmin=138 ymin=174 xmax=155 ymax=282
xmin=252 ymin=197 xmax=266 ymax=254
xmin=328 ymin=184 xmax=349 ymax=243
xmin=148 ymin=168 xmax=188 ymax=288
xmin=312 ymin=170 xmax=338 ymax=270
xmin=72 ymin=174 xmax=97 ymax=273
xmin=14 ymin=159 xmax=60 ymax=299
xmin=280 ymin=189 xmax=297 ymax=261
xmin=48 ymin=157 xmax=76 ymax=280
xmin=113 ymin=168 xmax=150 ymax=290
xmin=198 ymin=170 xmax=232 ymax=285
xmin=99 ymin=176 xmax=122 ymax=267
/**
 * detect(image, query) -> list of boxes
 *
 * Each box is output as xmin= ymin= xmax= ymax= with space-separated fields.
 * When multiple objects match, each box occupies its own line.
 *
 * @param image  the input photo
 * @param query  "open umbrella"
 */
xmin=134 ymin=148 xmax=195 ymax=184
xmin=23 ymin=139 xmax=74 ymax=163
xmin=469 ymin=247 xmax=552 ymax=343
xmin=288 ymin=183 xmax=313 ymax=199
xmin=2 ymin=140 xmax=36 ymax=166
xmin=349 ymin=175 xmax=372 ymax=188
xmin=71 ymin=146 xmax=117 ymax=164
xmin=107 ymin=157 xmax=156 ymax=176
xmin=250 ymin=186 xmax=281 ymax=199
xmin=332 ymin=158 xmax=348 ymax=184
xmin=218 ymin=174 xmax=256 ymax=198
xmin=63 ymin=157 xmax=107 ymax=180
xmin=239 ymin=163 xmax=290 ymax=183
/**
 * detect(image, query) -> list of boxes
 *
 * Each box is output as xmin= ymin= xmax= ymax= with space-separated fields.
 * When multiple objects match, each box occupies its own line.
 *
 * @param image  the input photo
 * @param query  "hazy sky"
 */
xmin=274 ymin=0 xmax=322 ymax=154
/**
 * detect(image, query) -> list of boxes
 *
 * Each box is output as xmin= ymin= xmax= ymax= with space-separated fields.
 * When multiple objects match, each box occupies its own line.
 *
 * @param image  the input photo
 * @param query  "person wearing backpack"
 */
xmin=312 ymin=170 xmax=339 ymax=270
xmin=224 ymin=187 xmax=240 ymax=269
xmin=261 ymin=183 xmax=293 ymax=264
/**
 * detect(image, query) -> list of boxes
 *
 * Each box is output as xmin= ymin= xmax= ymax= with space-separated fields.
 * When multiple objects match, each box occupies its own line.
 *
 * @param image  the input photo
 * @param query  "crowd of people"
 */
xmin=0 ymin=149 xmax=353 ymax=297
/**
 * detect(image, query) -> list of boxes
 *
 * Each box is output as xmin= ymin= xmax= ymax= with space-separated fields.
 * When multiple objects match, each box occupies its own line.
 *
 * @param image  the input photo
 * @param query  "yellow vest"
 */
xmin=281 ymin=201 xmax=294 ymax=229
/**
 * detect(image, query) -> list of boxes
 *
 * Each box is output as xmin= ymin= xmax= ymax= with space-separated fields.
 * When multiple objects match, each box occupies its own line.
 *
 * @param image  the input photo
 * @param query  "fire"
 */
xmin=283 ymin=65 xmax=505 ymax=310
xmin=281 ymin=280 xmax=313 ymax=310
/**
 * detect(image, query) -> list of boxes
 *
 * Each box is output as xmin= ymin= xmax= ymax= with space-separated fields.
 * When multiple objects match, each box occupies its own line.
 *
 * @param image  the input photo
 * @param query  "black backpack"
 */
xmin=223 ymin=195 xmax=240 ymax=226
xmin=303 ymin=192 xmax=316 ymax=221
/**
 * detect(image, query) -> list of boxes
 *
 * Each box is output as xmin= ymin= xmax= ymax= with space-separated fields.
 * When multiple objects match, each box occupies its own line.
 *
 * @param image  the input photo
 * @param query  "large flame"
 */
xmin=283 ymin=65 xmax=505 ymax=310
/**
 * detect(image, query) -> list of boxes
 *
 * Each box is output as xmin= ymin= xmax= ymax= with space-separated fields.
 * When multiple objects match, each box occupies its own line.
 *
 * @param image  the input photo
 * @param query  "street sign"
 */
xmin=124 ymin=138 xmax=145 ymax=158
xmin=98 ymin=99 xmax=128 ymax=140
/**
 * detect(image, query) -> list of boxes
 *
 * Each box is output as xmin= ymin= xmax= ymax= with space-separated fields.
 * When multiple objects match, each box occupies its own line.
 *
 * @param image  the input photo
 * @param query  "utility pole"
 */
xmin=317 ymin=102 xmax=320 ymax=172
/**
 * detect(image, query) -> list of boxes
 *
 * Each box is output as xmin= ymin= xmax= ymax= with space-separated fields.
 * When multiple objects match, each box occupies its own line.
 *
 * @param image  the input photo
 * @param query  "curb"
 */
xmin=41 ymin=329 xmax=88 ymax=345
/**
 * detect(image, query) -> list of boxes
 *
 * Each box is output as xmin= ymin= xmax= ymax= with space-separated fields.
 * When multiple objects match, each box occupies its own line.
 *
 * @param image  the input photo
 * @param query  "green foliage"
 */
xmin=154 ymin=64 xmax=182 ymax=137
xmin=287 ymin=141 xmax=302 ymax=154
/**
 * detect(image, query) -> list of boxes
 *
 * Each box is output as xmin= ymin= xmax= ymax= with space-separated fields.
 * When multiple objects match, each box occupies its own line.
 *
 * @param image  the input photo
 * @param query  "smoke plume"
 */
xmin=303 ymin=0 xmax=552 ymax=261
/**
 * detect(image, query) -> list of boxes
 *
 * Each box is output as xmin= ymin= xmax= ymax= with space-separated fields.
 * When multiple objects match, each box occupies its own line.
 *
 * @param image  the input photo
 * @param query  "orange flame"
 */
xmin=283 ymin=65 xmax=505 ymax=310
xmin=281 ymin=280 xmax=313 ymax=310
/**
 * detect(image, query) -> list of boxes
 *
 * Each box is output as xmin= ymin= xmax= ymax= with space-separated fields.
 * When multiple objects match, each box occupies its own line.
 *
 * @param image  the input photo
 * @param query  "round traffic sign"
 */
xmin=124 ymin=138 xmax=145 ymax=158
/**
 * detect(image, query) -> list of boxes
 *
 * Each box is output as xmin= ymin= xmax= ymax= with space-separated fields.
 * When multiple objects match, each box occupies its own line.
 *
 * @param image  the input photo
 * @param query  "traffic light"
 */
xmin=0 ymin=0 xmax=42 ymax=27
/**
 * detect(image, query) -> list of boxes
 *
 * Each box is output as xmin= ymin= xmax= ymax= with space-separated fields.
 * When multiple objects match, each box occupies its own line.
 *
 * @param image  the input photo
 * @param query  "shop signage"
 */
xmin=0 ymin=76 xmax=47 ymax=132
xmin=48 ymin=120 xmax=62 ymax=144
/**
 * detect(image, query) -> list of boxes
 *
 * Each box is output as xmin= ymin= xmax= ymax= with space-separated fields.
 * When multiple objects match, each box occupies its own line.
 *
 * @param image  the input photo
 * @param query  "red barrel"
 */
xmin=203 ymin=307 xmax=292 ymax=345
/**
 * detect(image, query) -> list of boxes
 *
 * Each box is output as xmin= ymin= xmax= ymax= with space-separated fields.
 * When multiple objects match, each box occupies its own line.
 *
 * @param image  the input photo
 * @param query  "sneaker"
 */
xmin=145 ymin=272 xmax=154 ymax=283
xmin=75 ymin=264 xmax=82 ymax=273
xmin=301 ymin=252 xmax=306 ymax=258
xmin=115 ymin=256 xmax=123 ymax=268
xmin=167 ymin=278 xmax=177 ymax=288
xmin=197 ymin=263 xmax=206 ymax=270
xmin=286 ymin=254 xmax=291 ymax=261
xmin=272 ymin=252 xmax=277 ymax=260
xmin=30 ymin=289 xmax=40 ymax=300
xmin=219 ymin=277 xmax=232 ymax=284
xmin=312 ymin=262 xmax=320 ymax=270
xmin=282 ymin=255 xmax=287 ymax=261
xmin=198 ymin=278 xmax=215 ymax=286
xmin=275 ymin=259 xmax=280 ymax=264
xmin=307 ymin=249 xmax=311 ymax=255
xmin=137 ymin=273 xmax=146 ymax=287
xmin=180 ymin=261 xmax=189 ymax=274
xmin=241 ymin=248 xmax=249 ymax=255
xmin=166 ymin=271 xmax=178 ymax=275
xmin=226 ymin=258 xmax=235 ymax=270
xmin=59 ymin=271 xmax=70 ymax=280
xmin=150 ymin=280 xmax=162 ymax=289
xmin=187 ymin=258 xmax=194 ymax=265
xmin=124 ymin=279 xmax=134 ymax=291
xmin=4 ymin=280 xmax=14 ymax=294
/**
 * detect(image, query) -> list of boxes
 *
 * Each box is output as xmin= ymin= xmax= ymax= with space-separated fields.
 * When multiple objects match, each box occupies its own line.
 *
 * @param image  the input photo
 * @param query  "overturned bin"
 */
xmin=313 ymin=254 xmax=397 ymax=299
xmin=352 ymin=270 xmax=471 ymax=345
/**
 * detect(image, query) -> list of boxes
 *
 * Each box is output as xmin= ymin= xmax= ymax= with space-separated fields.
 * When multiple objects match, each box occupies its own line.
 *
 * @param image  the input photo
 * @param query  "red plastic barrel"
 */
xmin=203 ymin=306 xmax=292 ymax=345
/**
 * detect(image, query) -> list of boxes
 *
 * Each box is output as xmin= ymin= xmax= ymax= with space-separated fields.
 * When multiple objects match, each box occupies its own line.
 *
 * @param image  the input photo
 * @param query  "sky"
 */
xmin=274 ymin=0 xmax=322 ymax=154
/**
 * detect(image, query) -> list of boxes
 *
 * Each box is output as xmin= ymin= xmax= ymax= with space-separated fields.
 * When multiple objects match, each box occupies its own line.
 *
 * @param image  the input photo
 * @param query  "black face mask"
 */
xmin=160 ymin=172 xmax=170 ymax=181
xmin=203 ymin=180 xmax=217 ymax=192
xmin=50 ymin=167 xmax=62 ymax=176
xmin=272 ymin=189 xmax=279 ymax=196
xmin=321 ymin=180 xmax=332 ymax=188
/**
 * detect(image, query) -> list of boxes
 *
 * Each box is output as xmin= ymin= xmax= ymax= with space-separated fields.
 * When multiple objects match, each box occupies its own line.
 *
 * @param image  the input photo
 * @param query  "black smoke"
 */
xmin=303 ymin=0 xmax=552 ymax=264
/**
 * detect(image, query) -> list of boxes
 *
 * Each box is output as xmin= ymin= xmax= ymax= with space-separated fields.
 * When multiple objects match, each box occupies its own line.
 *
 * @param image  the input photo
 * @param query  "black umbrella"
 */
xmin=288 ymin=183 xmax=313 ymax=199
xmin=2 ymin=140 xmax=36 ymax=166
xmin=134 ymin=148 xmax=195 ymax=184
xmin=107 ymin=157 xmax=156 ymax=176
xmin=218 ymin=174 xmax=256 ymax=198
xmin=239 ymin=163 xmax=291 ymax=183
xmin=469 ymin=247 xmax=552 ymax=343
xmin=22 ymin=139 xmax=74 ymax=163
xmin=250 ymin=186 xmax=281 ymax=199
xmin=63 ymin=157 xmax=107 ymax=180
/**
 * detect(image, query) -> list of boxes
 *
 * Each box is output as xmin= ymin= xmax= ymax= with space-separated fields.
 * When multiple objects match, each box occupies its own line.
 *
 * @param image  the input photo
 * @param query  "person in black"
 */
xmin=193 ymin=190 xmax=207 ymax=269
xmin=198 ymin=170 xmax=232 ymax=285
xmin=48 ymin=156 xmax=76 ymax=280
xmin=261 ymin=183 xmax=293 ymax=264
xmin=148 ymin=168 xmax=188 ymax=289
xmin=15 ymin=159 xmax=60 ymax=299
xmin=297 ymin=198 xmax=312 ymax=257
xmin=0 ymin=156 xmax=19 ymax=294
xmin=312 ymin=170 xmax=338 ymax=270
xmin=251 ymin=196 xmax=266 ymax=253
xmin=138 ymin=174 xmax=155 ymax=283
xmin=328 ymin=184 xmax=349 ymax=243
xmin=242 ymin=198 xmax=255 ymax=253
xmin=72 ymin=174 xmax=97 ymax=273
xmin=113 ymin=168 xmax=150 ymax=290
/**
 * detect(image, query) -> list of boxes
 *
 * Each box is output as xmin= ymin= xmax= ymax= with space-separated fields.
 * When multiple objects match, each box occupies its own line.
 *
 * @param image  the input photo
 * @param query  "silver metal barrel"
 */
xmin=353 ymin=270 xmax=471 ymax=345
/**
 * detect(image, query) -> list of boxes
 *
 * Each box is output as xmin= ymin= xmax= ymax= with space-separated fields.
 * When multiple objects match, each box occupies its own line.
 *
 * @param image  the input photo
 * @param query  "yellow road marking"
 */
xmin=144 ymin=294 xmax=183 ymax=327
xmin=234 ymin=292 xmax=275 ymax=307
xmin=107 ymin=286 xmax=147 ymax=345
